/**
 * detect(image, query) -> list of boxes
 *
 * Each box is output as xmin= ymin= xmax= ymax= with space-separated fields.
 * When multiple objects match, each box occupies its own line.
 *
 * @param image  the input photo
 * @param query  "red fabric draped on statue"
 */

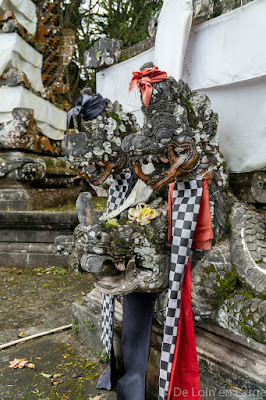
xmin=167 ymin=178 xmax=213 ymax=400
xmin=129 ymin=66 xmax=169 ymax=108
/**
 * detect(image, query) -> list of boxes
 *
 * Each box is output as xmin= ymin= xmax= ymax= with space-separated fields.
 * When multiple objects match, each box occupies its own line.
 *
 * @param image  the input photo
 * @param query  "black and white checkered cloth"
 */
xmin=101 ymin=291 xmax=115 ymax=354
xmin=158 ymin=179 xmax=203 ymax=400
xmin=106 ymin=172 xmax=133 ymax=214
xmin=101 ymin=172 xmax=133 ymax=354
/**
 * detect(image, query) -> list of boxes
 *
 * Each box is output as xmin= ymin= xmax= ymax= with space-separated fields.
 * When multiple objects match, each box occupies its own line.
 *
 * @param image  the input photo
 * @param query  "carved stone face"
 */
xmin=72 ymin=193 xmax=170 ymax=295
xmin=122 ymin=77 xmax=224 ymax=190
xmin=62 ymin=99 xmax=139 ymax=185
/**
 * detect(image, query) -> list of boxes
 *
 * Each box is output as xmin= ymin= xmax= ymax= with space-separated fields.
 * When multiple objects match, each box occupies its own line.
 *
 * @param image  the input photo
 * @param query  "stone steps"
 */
xmin=0 ymin=211 xmax=77 ymax=268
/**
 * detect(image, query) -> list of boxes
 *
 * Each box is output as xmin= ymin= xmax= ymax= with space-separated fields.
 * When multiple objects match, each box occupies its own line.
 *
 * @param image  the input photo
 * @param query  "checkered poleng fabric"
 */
xmin=158 ymin=179 xmax=203 ymax=400
xmin=101 ymin=172 xmax=133 ymax=354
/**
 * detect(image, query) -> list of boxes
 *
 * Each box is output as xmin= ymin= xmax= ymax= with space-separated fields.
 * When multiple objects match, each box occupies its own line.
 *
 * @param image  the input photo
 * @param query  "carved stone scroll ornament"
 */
xmin=0 ymin=151 xmax=46 ymax=182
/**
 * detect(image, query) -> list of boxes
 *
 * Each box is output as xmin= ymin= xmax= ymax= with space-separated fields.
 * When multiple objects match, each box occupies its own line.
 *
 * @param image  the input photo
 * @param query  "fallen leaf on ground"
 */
xmin=52 ymin=380 xmax=63 ymax=386
xmin=84 ymin=362 xmax=96 ymax=368
xmin=41 ymin=372 xmax=53 ymax=378
xmin=18 ymin=331 xmax=24 ymax=337
xmin=9 ymin=359 xmax=29 ymax=369
xmin=53 ymin=374 xmax=63 ymax=378
xmin=88 ymin=396 xmax=101 ymax=400
xmin=85 ymin=373 xmax=96 ymax=380
xmin=26 ymin=363 xmax=35 ymax=369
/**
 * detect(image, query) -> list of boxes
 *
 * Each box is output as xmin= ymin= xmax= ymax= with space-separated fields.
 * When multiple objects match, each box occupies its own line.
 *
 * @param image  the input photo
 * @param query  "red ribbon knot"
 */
xmin=129 ymin=66 xmax=169 ymax=108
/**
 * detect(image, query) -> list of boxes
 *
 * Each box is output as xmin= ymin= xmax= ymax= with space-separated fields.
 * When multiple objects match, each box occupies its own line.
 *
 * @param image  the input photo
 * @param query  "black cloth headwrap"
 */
xmin=67 ymin=93 xmax=106 ymax=127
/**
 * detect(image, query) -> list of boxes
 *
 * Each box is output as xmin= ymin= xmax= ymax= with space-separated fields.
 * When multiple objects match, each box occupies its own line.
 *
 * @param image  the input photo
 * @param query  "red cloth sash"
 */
xmin=129 ymin=66 xmax=169 ymax=108
xmin=167 ymin=179 xmax=213 ymax=400
xmin=167 ymin=259 xmax=200 ymax=400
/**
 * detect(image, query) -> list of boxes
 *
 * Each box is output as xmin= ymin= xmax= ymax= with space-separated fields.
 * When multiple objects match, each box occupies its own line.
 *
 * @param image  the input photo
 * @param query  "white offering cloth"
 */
xmin=0 ymin=86 xmax=67 ymax=140
xmin=182 ymin=0 xmax=266 ymax=90
xmin=96 ymin=0 xmax=266 ymax=172
xmin=0 ymin=0 xmax=37 ymax=35
xmin=154 ymin=0 xmax=193 ymax=82
xmin=0 ymin=33 xmax=43 ymax=92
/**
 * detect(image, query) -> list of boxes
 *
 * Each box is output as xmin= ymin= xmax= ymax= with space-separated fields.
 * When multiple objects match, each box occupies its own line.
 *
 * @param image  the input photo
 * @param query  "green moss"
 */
xmin=235 ymin=287 xmax=265 ymax=301
xmin=37 ymin=196 xmax=107 ymax=212
xmin=216 ymin=268 xmax=238 ymax=298
xmin=242 ymin=323 xmax=256 ymax=340
xmin=121 ymin=53 xmax=129 ymax=62
xmin=109 ymin=112 xmax=122 ymax=125
xmin=96 ymin=51 xmax=103 ymax=59
xmin=184 ymin=99 xmax=199 ymax=129
xmin=37 ymin=202 xmax=77 ymax=212
xmin=203 ymin=263 xmax=216 ymax=274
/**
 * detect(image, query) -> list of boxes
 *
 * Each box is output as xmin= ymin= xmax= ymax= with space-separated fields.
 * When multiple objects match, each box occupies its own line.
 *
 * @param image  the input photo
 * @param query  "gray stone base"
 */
xmin=73 ymin=289 xmax=266 ymax=400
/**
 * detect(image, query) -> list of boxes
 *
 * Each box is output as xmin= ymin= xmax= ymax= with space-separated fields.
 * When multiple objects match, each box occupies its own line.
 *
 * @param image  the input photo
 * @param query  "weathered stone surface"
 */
xmin=0 ymin=210 xmax=78 ymax=267
xmin=193 ymin=0 xmax=214 ymax=25
xmin=0 ymin=150 xmax=46 ymax=182
xmin=122 ymin=71 xmax=228 ymax=192
xmin=148 ymin=11 xmax=160 ymax=38
xmin=0 ymin=178 xmax=83 ymax=211
xmin=84 ymin=38 xmax=123 ymax=70
xmin=72 ymin=302 xmax=103 ymax=354
xmin=0 ymin=68 xmax=31 ymax=89
xmin=0 ymin=109 xmax=64 ymax=156
xmin=119 ymin=37 xmax=155 ymax=62
xmin=62 ymin=98 xmax=139 ymax=185
xmin=230 ymin=203 xmax=266 ymax=294
xmin=61 ymin=192 xmax=170 ymax=295
xmin=251 ymin=171 xmax=266 ymax=203
xmin=0 ymin=242 xmax=69 ymax=268
xmin=213 ymin=0 xmax=255 ymax=17
xmin=0 ymin=151 xmax=78 ymax=186
xmin=191 ymin=206 xmax=266 ymax=343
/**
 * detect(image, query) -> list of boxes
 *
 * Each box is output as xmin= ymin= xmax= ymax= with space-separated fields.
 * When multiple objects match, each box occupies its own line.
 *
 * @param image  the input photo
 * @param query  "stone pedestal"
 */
xmin=73 ymin=289 xmax=266 ymax=400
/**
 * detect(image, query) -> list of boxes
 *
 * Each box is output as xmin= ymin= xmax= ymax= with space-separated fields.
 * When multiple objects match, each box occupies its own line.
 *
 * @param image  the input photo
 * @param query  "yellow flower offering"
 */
xmin=128 ymin=203 xmax=159 ymax=225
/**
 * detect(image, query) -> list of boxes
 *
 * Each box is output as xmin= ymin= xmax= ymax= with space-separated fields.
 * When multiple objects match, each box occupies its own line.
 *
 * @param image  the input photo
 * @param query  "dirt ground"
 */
xmin=0 ymin=266 xmax=117 ymax=400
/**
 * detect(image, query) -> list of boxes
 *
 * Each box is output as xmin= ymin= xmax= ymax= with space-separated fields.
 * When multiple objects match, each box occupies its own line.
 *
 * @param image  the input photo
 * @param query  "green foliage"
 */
xmin=72 ymin=322 xmax=79 ymax=332
xmin=57 ymin=0 xmax=102 ymax=101
xmin=99 ymin=0 xmax=163 ymax=47
xmin=57 ymin=0 xmax=162 ymax=103
xmin=96 ymin=349 xmax=109 ymax=363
